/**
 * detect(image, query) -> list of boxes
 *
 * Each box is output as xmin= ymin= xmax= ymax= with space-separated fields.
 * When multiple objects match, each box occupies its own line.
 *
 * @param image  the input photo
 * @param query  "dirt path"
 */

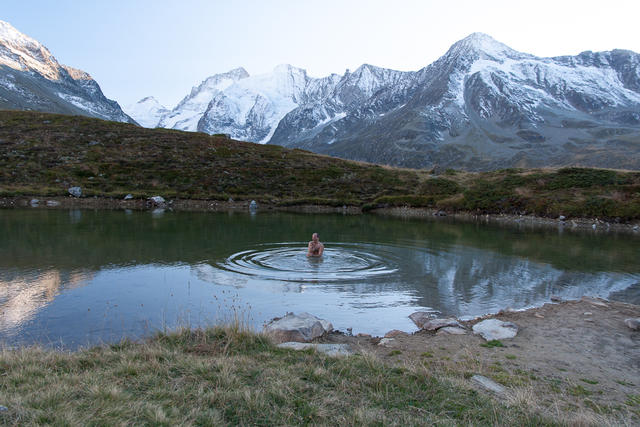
xmin=326 ymin=298 xmax=640 ymax=423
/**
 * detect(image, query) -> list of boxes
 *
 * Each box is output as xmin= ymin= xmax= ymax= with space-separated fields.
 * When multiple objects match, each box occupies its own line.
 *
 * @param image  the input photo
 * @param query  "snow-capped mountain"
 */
xmin=123 ymin=96 xmax=168 ymax=128
xmin=0 ymin=20 xmax=133 ymax=123
xmin=133 ymin=32 xmax=640 ymax=170
xmin=272 ymin=33 xmax=640 ymax=170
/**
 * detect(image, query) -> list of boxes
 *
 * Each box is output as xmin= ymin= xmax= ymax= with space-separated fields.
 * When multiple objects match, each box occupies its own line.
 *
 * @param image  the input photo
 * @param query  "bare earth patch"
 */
xmin=325 ymin=298 xmax=640 ymax=424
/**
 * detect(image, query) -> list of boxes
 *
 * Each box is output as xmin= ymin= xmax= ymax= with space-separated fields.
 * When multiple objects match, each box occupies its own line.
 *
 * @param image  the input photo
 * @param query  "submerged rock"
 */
xmin=263 ymin=312 xmax=332 ymax=343
xmin=68 ymin=186 xmax=82 ymax=197
xmin=249 ymin=200 xmax=258 ymax=211
xmin=472 ymin=319 xmax=519 ymax=341
xmin=277 ymin=342 xmax=353 ymax=356
xmin=29 ymin=198 xmax=39 ymax=206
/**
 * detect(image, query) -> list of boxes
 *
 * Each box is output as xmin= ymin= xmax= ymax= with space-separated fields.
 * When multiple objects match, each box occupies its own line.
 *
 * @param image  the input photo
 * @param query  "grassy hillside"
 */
xmin=1 ymin=110 xmax=639 ymax=220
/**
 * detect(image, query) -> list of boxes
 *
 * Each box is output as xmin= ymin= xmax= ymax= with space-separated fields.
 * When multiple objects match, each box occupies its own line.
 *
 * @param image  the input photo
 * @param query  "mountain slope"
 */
xmin=0 ymin=20 xmax=133 ymax=123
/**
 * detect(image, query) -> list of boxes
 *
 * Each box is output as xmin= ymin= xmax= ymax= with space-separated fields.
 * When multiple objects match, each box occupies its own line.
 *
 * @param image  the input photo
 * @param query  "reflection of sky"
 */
xmin=1 ymin=208 xmax=639 ymax=349
xmin=2 ymin=241 xmax=638 ymax=349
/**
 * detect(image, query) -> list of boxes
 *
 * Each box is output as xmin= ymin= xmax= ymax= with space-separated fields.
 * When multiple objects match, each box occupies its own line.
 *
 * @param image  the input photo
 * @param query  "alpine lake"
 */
xmin=1 ymin=208 xmax=639 ymax=348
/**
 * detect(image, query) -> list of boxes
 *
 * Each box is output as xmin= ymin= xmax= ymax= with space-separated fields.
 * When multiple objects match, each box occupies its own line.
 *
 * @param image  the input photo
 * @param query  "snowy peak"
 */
xmin=444 ymin=32 xmax=529 ymax=64
xmin=0 ymin=19 xmax=132 ymax=123
xmin=123 ymin=96 xmax=168 ymax=128
xmin=0 ymin=20 xmax=62 ymax=80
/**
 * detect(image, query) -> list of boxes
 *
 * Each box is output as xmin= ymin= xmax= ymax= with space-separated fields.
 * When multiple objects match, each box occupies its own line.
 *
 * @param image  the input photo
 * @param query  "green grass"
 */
xmin=0 ymin=326 xmax=552 ymax=425
xmin=480 ymin=340 xmax=505 ymax=348
xmin=1 ymin=110 xmax=639 ymax=221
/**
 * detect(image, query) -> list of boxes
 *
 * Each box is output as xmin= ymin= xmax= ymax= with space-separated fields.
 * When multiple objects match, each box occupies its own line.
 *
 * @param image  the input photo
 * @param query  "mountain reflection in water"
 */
xmin=1 ymin=209 xmax=638 ymax=348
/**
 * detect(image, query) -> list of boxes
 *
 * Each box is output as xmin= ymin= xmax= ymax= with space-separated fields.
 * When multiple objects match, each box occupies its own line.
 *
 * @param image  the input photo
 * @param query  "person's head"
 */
xmin=312 ymin=232 xmax=319 ymax=242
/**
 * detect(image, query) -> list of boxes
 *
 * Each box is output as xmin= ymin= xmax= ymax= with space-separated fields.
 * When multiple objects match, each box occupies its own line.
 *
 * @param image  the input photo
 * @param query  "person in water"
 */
xmin=307 ymin=232 xmax=324 ymax=257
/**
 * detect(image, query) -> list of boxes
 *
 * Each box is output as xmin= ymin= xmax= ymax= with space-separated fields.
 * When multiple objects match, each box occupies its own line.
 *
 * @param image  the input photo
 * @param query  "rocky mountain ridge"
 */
xmin=128 ymin=33 xmax=640 ymax=170
xmin=0 ymin=20 xmax=133 ymax=123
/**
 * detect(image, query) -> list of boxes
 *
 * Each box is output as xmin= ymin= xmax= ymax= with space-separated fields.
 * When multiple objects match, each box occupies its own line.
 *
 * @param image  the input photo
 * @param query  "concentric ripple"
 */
xmin=217 ymin=242 xmax=399 ymax=282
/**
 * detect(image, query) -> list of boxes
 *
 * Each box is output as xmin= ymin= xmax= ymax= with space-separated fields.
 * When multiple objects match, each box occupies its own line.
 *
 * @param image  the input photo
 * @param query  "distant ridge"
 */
xmin=128 ymin=33 xmax=640 ymax=171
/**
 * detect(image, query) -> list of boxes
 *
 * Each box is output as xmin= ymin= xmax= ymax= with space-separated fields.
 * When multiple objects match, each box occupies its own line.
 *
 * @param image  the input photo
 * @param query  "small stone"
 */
xmin=124 ymin=194 xmax=133 ymax=200
xmin=583 ymin=312 xmax=592 ymax=316
xmin=471 ymin=375 xmax=506 ymax=394
xmin=534 ymin=313 xmax=544 ymax=319
xmin=228 ymin=197 xmax=234 ymax=202
xmin=408 ymin=311 xmax=434 ymax=328
xmin=633 ymin=225 xmax=639 ymax=231
xmin=88 ymin=140 xmax=100 ymax=146
xmin=384 ymin=329 xmax=408 ymax=338
xmin=550 ymin=295 xmax=564 ymax=303
xmin=581 ymin=296 xmax=608 ymax=307
xmin=420 ymin=318 xmax=462 ymax=331
xmin=68 ymin=186 xmax=82 ymax=197
xmin=592 ymin=223 xmax=597 ymax=229
xmin=378 ymin=338 xmax=395 ymax=347
xmin=249 ymin=200 xmax=258 ymax=210
xmin=472 ymin=319 xmax=518 ymax=341
xmin=624 ymin=318 xmax=640 ymax=331
xmin=409 ymin=312 xmax=460 ymax=330
xmin=356 ymin=333 xmax=372 ymax=338
xmin=559 ymin=215 xmax=566 ymax=221
xmin=30 ymin=198 xmax=39 ymax=206
xmin=46 ymin=200 xmax=60 ymax=207
xmin=437 ymin=326 xmax=467 ymax=335
xmin=277 ymin=342 xmax=353 ymax=356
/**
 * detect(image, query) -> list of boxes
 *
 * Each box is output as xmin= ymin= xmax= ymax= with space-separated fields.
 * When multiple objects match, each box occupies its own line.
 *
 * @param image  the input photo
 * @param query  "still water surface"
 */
xmin=1 ymin=209 xmax=639 ymax=348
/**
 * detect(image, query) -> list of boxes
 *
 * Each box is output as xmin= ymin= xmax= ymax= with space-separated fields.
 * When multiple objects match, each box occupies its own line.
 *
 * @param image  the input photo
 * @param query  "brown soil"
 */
xmin=325 ymin=297 xmax=640 ymax=422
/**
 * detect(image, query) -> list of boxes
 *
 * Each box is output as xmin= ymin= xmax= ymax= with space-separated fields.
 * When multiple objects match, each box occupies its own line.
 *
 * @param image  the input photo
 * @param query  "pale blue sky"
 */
xmin=3 ymin=0 xmax=639 ymax=107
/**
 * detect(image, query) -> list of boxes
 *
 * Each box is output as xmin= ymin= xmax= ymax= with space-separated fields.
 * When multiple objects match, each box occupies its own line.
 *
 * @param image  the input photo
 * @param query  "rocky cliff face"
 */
xmin=0 ymin=20 xmax=134 ymax=123
xmin=130 ymin=32 xmax=640 ymax=171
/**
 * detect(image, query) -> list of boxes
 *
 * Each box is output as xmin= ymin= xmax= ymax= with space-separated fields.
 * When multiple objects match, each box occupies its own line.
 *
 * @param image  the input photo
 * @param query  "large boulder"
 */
xmin=472 ymin=319 xmax=519 ymax=341
xmin=263 ymin=312 xmax=332 ymax=343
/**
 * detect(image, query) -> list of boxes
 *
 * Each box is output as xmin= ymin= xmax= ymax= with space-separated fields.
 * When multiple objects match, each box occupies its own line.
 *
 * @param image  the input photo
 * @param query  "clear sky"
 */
xmin=3 ymin=0 xmax=639 ymax=108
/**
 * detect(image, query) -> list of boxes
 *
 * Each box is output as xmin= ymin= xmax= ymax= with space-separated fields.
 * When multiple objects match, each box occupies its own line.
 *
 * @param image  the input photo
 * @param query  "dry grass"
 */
xmin=0 ymin=326 xmax=553 ymax=426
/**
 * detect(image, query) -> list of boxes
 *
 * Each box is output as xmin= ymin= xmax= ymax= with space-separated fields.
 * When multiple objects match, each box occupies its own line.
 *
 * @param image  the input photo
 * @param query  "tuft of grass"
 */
xmin=580 ymin=378 xmax=599 ymax=385
xmin=569 ymin=385 xmax=593 ymax=397
xmin=505 ymin=354 xmax=517 ymax=360
xmin=481 ymin=340 xmax=505 ymax=348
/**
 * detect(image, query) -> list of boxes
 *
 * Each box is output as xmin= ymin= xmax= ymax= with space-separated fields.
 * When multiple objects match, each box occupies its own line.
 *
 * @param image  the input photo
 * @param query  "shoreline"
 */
xmin=1 ymin=297 xmax=638 ymax=424
xmin=2 ymin=195 xmax=639 ymax=235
